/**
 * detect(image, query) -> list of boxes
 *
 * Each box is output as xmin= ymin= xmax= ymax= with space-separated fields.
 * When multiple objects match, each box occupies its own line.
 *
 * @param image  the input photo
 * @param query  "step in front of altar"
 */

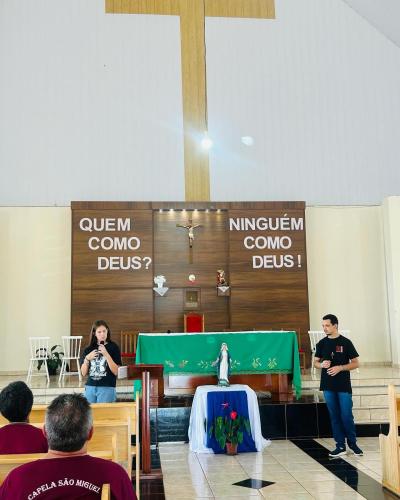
xmin=302 ymin=371 xmax=400 ymax=424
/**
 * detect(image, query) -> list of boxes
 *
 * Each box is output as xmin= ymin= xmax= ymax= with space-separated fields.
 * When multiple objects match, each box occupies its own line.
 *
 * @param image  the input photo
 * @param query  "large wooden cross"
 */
xmin=106 ymin=0 xmax=275 ymax=201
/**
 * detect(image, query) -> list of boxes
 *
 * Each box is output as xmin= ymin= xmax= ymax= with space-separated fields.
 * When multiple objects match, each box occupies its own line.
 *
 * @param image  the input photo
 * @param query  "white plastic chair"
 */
xmin=27 ymin=337 xmax=50 ymax=385
xmin=58 ymin=336 xmax=83 ymax=383
xmin=308 ymin=331 xmax=325 ymax=375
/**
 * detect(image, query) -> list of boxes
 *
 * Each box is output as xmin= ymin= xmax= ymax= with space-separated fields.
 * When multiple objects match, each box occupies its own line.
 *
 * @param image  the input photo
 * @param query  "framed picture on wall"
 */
xmin=184 ymin=288 xmax=200 ymax=310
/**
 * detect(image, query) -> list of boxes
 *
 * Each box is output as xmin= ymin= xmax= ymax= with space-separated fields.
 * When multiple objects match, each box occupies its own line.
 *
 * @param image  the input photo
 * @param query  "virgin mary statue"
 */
xmin=213 ymin=343 xmax=231 ymax=386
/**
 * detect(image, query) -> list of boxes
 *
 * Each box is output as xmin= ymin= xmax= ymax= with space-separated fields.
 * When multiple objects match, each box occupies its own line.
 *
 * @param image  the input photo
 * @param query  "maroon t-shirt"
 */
xmin=0 ymin=455 xmax=137 ymax=500
xmin=0 ymin=423 xmax=48 ymax=454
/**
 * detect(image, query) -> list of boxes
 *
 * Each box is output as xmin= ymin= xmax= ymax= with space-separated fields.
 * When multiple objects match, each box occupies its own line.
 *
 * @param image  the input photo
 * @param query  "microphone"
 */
xmin=97 ymin=340 xmax=105 ymax=357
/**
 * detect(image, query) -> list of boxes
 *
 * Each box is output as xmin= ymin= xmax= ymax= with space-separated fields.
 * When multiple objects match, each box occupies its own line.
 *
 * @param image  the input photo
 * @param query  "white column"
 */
xmin=383 ymin=197 xmax=400 ymax=366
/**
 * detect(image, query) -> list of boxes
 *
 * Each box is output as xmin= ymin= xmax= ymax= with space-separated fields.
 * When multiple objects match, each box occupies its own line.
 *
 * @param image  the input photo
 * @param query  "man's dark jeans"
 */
xmin=324 ymin=390 xmax=357 ymax=448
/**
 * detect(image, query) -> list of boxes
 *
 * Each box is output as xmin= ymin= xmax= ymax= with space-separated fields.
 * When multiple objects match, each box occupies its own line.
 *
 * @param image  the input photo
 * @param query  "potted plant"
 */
xmin=208 ymin=409 xmax=251 ymax=455
xmin=37 ymin=345 xmax=64 ymax=376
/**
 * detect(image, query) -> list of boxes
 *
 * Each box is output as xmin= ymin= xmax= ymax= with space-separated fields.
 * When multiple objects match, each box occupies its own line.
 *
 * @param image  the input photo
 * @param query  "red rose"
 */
xmin=230 ymin=410 xmax=238 ymax=420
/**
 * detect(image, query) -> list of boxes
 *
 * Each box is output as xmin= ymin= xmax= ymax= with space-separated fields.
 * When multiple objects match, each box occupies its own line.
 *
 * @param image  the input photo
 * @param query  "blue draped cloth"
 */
xmin=206 ymin=390 xmax=256 ymax=454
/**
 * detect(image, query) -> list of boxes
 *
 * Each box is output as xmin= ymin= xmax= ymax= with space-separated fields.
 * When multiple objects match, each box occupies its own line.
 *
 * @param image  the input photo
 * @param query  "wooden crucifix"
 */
xmin=176 ymin=219 xmax=202 ymax=248
xmin=106 ymin=0 xmax=275 ymax=202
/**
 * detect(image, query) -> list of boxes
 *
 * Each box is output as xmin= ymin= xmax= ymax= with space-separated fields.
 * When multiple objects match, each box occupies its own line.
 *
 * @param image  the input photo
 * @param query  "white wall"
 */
xmin=306 ymin=205 xmax=391 ymax=363
xmin=0 ymin=0 xmax=185 ymax=205
xmin=1 ymin=0 xmax=400 ymax=206
xmin=0 ymin=208 xmax=71 ymax=372
xmin=0 ymin=205 xmax=391 ymax=372
xmin=343 ymin=0 xmax=400 ymax=48
xmin=207 ymin=0 xmax=400 ymax=204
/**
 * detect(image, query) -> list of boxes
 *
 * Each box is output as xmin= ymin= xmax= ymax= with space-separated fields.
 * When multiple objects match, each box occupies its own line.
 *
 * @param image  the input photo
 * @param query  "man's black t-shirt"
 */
xmin=315 ymin=335 xmax=359 ymax=393
xmin=80 ymin=341 xmax=121 ymax=388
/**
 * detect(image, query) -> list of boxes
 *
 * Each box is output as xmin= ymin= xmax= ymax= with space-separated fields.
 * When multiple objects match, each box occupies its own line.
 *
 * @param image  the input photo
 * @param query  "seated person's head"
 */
xmin=45 ymin=394 xmax=93 ymax=452
xmin=0 ymin=381 xmax=34 ymax=423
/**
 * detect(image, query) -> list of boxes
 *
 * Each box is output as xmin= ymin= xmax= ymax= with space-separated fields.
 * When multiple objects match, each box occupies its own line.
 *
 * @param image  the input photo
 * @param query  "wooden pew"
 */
xmin=88 ymin=431 xmax=117 ymax=462
xmin=101 ymin=484 xmax=111 ymax=500
xmin=0 ymin=421 xmax=127 ymax=469
xmin=0 ymin=450 xmax=114 ymax=485
xmin=0 ymin=401 xmax=139 ymax=490
xmin=130 ymin=393 xmax=140 ymax=498
xmin=0 ymin=405 xmax=48 ymax=426
xmin=0 ymin=401 xmax=139 ymax=494
xmin=92 ymin=420 xmax=130 ymax=475
xmin=79 ymin=401 xmax=140 ymax=493
xmin=0 ymin=424 xmax=119 ymax=462
xmin=379 ymin=384 xmax=400 ymax=495
xmin=0 ymin=401 xmax=137 ymax=433
xmin=90 ymin=401 xmax=139 ymax=488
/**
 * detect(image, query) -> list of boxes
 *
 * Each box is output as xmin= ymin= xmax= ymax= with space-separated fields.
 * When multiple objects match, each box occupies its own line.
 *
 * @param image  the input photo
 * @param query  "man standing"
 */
xmin=314 ymin=314 xmax=363 ymax=457
xmin=0 ymin=393 xmax=136 ymax=499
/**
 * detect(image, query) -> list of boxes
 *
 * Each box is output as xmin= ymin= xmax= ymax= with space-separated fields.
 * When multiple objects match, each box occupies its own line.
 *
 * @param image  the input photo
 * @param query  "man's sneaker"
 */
xmin=328 ymin=447 xmax=347 ymax=458
xmin=348 ymin=444 xmax=363 ymax=456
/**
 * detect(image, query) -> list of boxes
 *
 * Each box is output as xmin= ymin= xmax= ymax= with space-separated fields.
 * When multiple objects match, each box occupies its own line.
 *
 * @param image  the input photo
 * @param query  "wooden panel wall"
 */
xmin=229 ymin=207 xmax=308 ymax=338
xmin=71 ymin=205 xmax=154 ymax=346
xmin=71 ymin=201 xmax=309 ymax=352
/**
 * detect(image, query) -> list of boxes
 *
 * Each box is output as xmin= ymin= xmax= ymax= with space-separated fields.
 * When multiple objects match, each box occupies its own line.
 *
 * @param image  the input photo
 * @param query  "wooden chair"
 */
xmin=183 ymin=312 xmax=205 ymax=332
xmin=120 ymin=331 xmax=139 ymax=364
xmin=379 ymin=384 xmax=400 ymax=496
xmin=101 ymin=484 xmax=111 ymax=500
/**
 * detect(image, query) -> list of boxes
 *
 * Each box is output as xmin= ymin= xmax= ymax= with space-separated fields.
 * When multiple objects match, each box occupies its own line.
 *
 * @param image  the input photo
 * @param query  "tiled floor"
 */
xmin=317 ymin=437 xmax=383 ymax=483
xmin=158 ymin=438 xmax=395 ymax=499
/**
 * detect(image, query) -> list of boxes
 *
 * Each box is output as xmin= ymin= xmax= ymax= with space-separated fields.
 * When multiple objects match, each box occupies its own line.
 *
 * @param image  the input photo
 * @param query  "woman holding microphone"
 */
xmin=80 ymin=320 xmax=122 ymax=403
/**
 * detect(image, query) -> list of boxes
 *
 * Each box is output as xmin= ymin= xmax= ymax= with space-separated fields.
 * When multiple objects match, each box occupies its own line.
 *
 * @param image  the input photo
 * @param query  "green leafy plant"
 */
xmin=208 ymin=409 xmax=251 ymax=449
xmin=37 ymin=345 xmax=64 ymax=374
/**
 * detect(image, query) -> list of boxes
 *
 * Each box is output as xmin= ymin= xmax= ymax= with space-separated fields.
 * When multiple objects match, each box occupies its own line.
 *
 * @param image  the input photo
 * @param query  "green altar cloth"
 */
xmin=135 ymin=331 xmax=301 ymax=398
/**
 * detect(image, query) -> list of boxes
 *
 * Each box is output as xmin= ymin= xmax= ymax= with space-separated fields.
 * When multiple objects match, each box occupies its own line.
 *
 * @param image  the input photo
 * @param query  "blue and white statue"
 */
xmin=213 ymin=342 xmax=231 ymax=386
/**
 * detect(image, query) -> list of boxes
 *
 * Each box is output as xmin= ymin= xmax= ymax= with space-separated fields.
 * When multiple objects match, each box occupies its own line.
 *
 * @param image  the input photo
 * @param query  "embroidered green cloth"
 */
xmin=135 ymin=331 xmax=301 ymax=398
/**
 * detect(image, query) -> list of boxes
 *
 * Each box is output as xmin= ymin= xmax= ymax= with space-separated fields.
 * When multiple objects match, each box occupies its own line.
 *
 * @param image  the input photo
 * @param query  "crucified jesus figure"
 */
xmin=176 ymin=219 xmax=202 ymax=248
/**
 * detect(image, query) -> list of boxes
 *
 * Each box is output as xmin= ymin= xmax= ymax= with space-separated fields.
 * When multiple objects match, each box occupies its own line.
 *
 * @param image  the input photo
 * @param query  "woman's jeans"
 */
xmin=323 ymin=390 xmax=357 ymax=448
xmin=84 ymin=385 xmax=116 ymax=403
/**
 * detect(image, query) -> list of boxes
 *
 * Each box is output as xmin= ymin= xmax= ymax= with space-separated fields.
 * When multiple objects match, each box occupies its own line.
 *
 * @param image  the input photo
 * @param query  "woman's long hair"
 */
xmin=88 ymin=319 xmax=111 ymax=348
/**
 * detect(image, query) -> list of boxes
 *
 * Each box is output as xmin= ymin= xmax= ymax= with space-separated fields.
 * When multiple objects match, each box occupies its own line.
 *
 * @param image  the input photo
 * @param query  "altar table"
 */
xmin=135 ymin=331 xmax=302 ymax=398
